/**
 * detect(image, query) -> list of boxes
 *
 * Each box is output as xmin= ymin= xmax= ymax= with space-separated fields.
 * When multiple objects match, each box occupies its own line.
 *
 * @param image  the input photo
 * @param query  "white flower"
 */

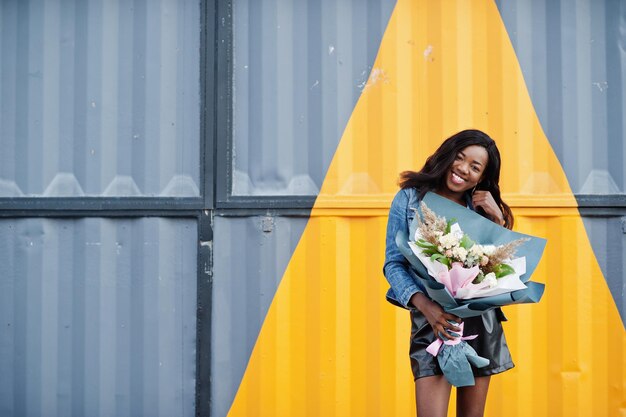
xmin=481 ymin=245 xmax=496 ymax=255
xmin=464 ymin=252 xmax=480 ymax=268
xmin=452 ymin=246 xmax=468 ymax=262
xmin=438 ymin=232 xmax=460 ymax=249
xmin=469 ymin=245 xmax=484 ymax=256
xmin=483 ymin=272 xmax=497 ymax=288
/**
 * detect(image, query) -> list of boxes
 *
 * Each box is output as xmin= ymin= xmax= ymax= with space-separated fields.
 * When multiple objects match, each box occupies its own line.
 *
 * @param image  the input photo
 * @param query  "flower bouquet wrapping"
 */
xmin=395 ymin=192 xmax=546 ymax=387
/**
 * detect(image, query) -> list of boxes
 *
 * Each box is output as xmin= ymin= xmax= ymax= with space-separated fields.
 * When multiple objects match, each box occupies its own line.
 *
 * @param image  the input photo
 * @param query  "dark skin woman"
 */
xmin=392 ymin=129 xmax=514 ymax=417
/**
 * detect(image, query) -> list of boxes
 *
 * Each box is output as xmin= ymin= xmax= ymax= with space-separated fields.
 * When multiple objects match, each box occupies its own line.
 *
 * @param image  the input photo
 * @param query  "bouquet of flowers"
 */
xmin=395 ymin=192 xmax=546 ymax=387
xmin=409 ymin=203 xmax=529 ymax=301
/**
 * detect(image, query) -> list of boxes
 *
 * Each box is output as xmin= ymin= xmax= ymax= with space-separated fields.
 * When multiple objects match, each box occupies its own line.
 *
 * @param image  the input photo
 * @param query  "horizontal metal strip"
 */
xmin=0 ymin=206 xmax=621 ymax=219
xmin=215 ymin=208 xmax=312 ymax=217
xmin=0 ymin=197 xmax=204 ymax=215
xmin=0 ymin=194 xmax=625 ymax=216
xmin=574 ymin=194 xmax=626 ymax=207
xmin=0 ymin=210 xmax=202 ymax=218
xmin=216 ymin=196 xmax=317 ymax=209
xmin=218 ymin=193 xmax=626 ymax=209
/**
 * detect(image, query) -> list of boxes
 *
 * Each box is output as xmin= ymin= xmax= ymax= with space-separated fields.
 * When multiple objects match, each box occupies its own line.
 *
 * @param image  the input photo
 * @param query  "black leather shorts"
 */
xmin=409 ymin=308 xmax=514 ymax=380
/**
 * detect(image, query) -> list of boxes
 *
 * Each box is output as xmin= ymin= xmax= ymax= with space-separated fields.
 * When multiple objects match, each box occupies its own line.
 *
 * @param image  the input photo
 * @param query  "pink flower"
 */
xmin=437 ymin=262 xmax=480 ymax=297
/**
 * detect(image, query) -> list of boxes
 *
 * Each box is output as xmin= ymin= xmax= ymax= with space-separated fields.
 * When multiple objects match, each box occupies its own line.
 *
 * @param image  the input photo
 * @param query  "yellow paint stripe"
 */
xmin=227 ymin=1 xmax=626 ymax=415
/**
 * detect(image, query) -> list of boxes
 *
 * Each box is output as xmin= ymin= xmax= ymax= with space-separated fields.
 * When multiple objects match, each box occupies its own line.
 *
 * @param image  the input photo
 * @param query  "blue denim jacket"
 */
xmin=383 ymin=187 xmax=474 ymax=309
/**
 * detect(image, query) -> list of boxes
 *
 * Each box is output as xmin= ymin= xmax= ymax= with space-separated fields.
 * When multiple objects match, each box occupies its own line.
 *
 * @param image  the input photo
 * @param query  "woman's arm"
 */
xmin=383 ymin=189 xmax=462 ymax=338
xmin=382 ymin=189 xmax=423 ymax=308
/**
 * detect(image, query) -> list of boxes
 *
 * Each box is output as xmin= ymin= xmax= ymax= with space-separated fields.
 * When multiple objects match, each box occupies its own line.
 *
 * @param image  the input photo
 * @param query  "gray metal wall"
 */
xmin=497 ymin=0 xmax=625 ymax=194
xmin=212 ymin=0 xmax=397 ymax=415
xmin=211 ymin=215 xmax=308 ymax=417
xmin=496 ymin=0 xmax=626 ymax=323
xmin=0 ymin=0 xmax=202 ymax=416
xmin=231 ymin=0 xmax=396 ymax=196
xmin=0 ymin=0 xmax=200 ymax=197
xmin=0 ymin=218 xmax=197 ymax=417
xmin=579 ymin=214 xmax=626 ymax=318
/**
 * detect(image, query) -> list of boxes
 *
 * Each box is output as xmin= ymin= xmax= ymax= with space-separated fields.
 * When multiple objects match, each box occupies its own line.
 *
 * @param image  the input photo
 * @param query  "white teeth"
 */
xmin=452 ymin=173 xmax=465 ymax=183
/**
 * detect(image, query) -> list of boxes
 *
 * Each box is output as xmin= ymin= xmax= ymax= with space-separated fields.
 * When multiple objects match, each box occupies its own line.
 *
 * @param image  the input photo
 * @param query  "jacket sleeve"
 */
xmin=382 ymin=189 xmax=424 ymax=308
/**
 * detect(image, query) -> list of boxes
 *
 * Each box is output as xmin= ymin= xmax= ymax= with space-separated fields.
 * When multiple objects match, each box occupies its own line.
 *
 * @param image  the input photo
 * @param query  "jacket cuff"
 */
xmin=399 ymin=285 xmax=422 ymax=308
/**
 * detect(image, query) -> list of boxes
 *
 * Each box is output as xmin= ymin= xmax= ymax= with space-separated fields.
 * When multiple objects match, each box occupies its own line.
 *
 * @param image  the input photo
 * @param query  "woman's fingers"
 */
xmin=443 ymin=314 xmax=462 ymax=327
xmin=435 ymin=325 xmax=455 ymax=340
xmin=424 ymin=303 xmax=463 ymax=340
xmin=434 ymin=317 xmax=462 ymax=340
xmin=473 ymin=191 xmax=504 ymax=223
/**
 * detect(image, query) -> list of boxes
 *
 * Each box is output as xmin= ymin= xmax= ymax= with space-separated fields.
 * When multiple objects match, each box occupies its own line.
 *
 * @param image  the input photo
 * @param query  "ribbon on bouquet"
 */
xmin=425 ymin=322 xmax=490 ymax=387
xmin=426 ymin=324 xmax=478 ymax=356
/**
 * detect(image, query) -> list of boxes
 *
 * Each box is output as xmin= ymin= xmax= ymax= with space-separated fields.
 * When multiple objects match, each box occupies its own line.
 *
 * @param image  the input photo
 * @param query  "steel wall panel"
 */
xmin=226 ymin=210 xmax=624 ymax=417
xmin=0 ymin=218 xmax=197 ymax=417
xmin=497 ymin=0 xmax=626 ymax=195
xmin=211 ymin=215 xmax=308 ymax=417
xmin=0 ymin=0 xmax=200 ymax=197
xmin=225 ymin=1 xmax=626 ymax=416
xmin=496 ymin=0 xmax=626 ymax=323
xmin=580 ymin=215 xmax=626 ymax=325
xmin=230 ymin=0 xmax=396 ymax=196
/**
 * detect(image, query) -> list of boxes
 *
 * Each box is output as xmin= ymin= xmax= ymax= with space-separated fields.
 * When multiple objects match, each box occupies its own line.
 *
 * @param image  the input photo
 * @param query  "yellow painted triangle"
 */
xmin=227 ymin=1 xmax=625 ymax=416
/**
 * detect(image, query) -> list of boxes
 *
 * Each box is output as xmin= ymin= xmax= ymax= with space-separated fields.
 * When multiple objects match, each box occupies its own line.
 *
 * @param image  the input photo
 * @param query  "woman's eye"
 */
xmin=472 ymin=166 xmax=480 ymax=172
xmin=455 ymin=154 xmax=463 ymax=160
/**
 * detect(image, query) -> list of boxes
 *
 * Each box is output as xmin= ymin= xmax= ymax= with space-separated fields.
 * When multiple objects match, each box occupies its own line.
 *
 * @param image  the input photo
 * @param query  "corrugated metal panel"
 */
xmin=580 ymin=215 xmax=626 ymax=325
xmin=0 ymin=218 xmax=197 ymax=417
xmin=227 ymin=213 xmax=415 ymax=417
xmin=305 ymin=0 xmax=577 ymax=206
xmin=495 ymin=0 xmax=626 ymax=322
xmin=211 ymin=215 xmax=308 ymax=417
xmin=231 ymin=0 xmax=396 ymax=196
xmin=225 ymin=0 xmax=626 ymax=416
xmin=227 ymin=210 xmax=624 ymax=417
xmin=499 ymin=210 xmax=623 ymax=417
xmin=496 ymin=0 xmax=626 ymax=195
xmin=0 ymin=0 xmax=200 ymax=197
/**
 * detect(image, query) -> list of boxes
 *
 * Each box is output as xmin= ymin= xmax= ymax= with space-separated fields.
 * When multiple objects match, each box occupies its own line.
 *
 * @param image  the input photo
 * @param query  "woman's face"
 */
xmin=443 ymin=145 xmax=489 ymax=194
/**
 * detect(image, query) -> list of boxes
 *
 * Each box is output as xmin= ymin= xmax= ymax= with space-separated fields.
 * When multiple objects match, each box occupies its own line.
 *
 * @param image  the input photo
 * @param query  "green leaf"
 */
xmin=430 ymin=254 xmax=450 ymax=267
xmin=472 ymin=272 xmax=485 ymax=284
xmin=415 ymin=239 xmax=436 ymax=250
xmin=460 ymin=234 xmax=474 ymax=250
xmin=445 ymin=218 xmax=457 ymax=234
xmin=493 ymin=263 xmax=515 ymax=278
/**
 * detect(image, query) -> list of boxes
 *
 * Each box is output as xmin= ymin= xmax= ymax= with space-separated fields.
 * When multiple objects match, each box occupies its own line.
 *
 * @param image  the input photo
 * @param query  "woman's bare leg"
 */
xmin=414 ymin=375 xmax=451 ymax=417
xmin=456 ymin=376 xmax=491 ymax=417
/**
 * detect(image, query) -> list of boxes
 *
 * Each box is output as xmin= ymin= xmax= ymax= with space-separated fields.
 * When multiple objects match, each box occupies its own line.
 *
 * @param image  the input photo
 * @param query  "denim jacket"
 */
xmin=383 ymin=187 xmax=475 ymax=309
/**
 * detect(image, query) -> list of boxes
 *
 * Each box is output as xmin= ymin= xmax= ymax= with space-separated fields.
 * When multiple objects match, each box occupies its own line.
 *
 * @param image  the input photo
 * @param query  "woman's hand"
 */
xmin=472 ymin=190 xmax=504 ymax=226
xmin=410 ymin=293 xmax=462 ymax=340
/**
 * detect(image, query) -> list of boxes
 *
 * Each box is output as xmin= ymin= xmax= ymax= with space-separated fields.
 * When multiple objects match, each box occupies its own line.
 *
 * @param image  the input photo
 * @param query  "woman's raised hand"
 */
xmin=472 ymin=190 xmax=505 ymax=226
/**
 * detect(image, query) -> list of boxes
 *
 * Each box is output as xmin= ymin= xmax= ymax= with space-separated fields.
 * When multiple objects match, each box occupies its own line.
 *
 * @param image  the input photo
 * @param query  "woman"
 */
xmin=383 ymin=129 xmax=515 ymax=417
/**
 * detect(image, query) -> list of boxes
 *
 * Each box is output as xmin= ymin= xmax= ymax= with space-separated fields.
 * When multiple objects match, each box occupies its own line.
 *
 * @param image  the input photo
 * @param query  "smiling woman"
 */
xmin=399 ymin=130 xmax=513 ymax=228
xmin=443 ymin=146 xmax=488 ymax=203
xmin=385 ymin=129 xmax=514 ymax=417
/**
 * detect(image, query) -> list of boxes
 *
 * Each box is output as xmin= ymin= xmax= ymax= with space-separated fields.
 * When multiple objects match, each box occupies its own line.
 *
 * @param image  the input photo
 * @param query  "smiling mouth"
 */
xmin=451 ymin=172 xmax=466 ymax=184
